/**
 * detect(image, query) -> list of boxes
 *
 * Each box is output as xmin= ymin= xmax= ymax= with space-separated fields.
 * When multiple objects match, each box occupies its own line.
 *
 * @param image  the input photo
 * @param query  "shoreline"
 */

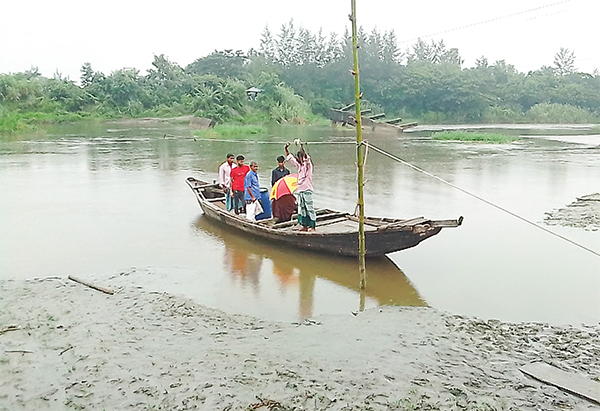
xmin=1 ymin=277 xmax=598 ymax=410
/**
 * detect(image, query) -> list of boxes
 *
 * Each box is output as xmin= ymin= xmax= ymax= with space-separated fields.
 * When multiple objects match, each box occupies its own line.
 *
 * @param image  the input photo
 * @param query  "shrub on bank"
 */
xmin=194 ymin=124 xmax=269 ymax=138
xmin=525 ymin=103 xmax=598 ymax=124
xmin=432 ymin=131 xmax=519 ymax=143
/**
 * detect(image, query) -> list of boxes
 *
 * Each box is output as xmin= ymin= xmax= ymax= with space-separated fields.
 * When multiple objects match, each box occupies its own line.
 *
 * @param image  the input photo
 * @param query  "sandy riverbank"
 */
xmin=1 ymin=277 xmax=599 ymax=410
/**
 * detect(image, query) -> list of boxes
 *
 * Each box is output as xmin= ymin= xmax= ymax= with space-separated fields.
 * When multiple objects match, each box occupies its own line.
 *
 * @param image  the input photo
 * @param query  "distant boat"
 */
xmin=186 ymin=177 xmax=463 ymax=257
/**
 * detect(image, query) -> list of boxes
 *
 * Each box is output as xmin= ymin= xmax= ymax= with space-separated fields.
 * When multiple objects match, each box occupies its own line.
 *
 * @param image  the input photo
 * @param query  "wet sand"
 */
xmin=1 ymin=277 xmax=599 ymax=410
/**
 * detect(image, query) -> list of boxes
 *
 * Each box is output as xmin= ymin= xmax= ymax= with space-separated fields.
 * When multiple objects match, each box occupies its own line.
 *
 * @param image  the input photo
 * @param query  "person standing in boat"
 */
xmin=271 ymin=155 xmax=295 ymax=223
xmin=285 ymin=142 xmax=316 ymax=232
xmin=271 ymin=155 xmax=290 ymax=186
xmin=218 ymin=153 xmax=235 ymax=211
xmin=230 ymin=155 xmax=250 ymax=214
xmin=244 ymin=161 xmax=262 ymax=221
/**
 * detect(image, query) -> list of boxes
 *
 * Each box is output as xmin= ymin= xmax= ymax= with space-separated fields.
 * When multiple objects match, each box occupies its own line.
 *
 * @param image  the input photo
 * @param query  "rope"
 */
xmin=194 ymin=137 xmax=355 ymax=145
xmin=363 ymin=141 xmax=600 ymax=258
xmin=398 ymin=0 xmax=572 ymax=45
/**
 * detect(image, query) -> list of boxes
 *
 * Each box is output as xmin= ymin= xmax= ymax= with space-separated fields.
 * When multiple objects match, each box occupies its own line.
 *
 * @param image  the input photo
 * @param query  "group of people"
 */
xmin=217 ymin=143 xmax=316 ymax=231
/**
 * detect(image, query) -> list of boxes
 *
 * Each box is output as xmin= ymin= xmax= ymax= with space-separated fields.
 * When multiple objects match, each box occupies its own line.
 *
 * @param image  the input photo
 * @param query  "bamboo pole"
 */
xmin=350 ymin=0 xmax=367 ymax=290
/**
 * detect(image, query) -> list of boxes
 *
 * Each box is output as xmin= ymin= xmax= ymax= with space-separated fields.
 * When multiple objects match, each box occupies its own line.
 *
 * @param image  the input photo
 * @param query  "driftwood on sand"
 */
xmin=68 ymin=275 xmax=114 ymax=295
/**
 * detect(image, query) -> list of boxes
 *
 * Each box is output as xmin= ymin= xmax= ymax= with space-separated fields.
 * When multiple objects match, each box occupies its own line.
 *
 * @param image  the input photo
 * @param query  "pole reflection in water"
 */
xmin=193 ymin=215 xmax=426 ymax=320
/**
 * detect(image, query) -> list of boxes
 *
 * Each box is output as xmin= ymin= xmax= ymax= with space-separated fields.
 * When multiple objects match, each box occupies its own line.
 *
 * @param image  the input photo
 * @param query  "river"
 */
xmin=1 ymin=121 xmax=598 ymax=325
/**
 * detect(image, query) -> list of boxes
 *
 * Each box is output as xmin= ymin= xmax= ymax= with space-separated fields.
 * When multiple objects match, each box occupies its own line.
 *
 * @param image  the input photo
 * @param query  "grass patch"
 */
xmin=195 ymin=124 xmax=269 ymax=138
xmin=0 ymin=111 xmax=27 ymax=133
xmin=20 ymin=111 xmax=93 ymax=124
xmin=432 ymin=131 xmax=518 ymax=143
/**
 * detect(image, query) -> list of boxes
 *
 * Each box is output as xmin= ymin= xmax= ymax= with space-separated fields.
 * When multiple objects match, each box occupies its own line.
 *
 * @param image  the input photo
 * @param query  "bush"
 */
xmin=0 ymin=107 xmax=26 ymax=133
xmin=525 ymin=103 xmax=597 ymax=123
xmin=194 ymin=124 xmax=268 ymax=138
xmin=481 ymin=105 xmax=524 ymax=123
xmin=432 ymin=130 xmax=518 ymax=143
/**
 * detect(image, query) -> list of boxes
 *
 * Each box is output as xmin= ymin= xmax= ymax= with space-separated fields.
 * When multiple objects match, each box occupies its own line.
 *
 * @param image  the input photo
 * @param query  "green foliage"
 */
xmin=432 ymin=131 xmax=518 ymax=143
xmin=553 ymin=48 xmax=576 ymax=76
xmin=525 ymin=103 xmax=598 ymax=123
xmin=0 ymin=106 xmax=26 ymax=133
xmin=195 ymin=124 xmax=268 ymax=138
xmin=186 ymin=50 xmax=249 ymax=78
xmin=481 ymin=105 xmax=524 ymax=123
xmin=256 ymin=82 xmax=313 ymax=123
xmin=2 ymin=28 xmax=600 ymax=130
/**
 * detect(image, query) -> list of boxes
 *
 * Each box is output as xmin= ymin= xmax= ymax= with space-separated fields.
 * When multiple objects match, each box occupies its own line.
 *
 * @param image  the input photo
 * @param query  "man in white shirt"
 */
xmin=218 ymin=153 xmax=236 ymax=211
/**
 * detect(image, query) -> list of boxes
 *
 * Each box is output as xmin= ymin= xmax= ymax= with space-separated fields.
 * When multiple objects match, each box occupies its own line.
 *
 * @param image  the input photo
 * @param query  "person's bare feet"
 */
xmin=307 ymin=227 xmax=316 ymax=232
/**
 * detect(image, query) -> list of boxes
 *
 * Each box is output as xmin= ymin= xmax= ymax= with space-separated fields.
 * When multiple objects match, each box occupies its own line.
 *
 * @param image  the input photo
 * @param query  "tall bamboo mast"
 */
xmin=350 ymin=0 xmax=367 ymax=290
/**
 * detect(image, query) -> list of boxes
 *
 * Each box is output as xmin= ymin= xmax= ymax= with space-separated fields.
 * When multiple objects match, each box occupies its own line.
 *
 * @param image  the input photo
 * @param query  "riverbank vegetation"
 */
xmin=432 ymin=131 xmax=519 ymax=143
xmin=194 ymin=124 xmax=269 ymax=138
xmin=1 ymin=22 xmax=599 ymax=133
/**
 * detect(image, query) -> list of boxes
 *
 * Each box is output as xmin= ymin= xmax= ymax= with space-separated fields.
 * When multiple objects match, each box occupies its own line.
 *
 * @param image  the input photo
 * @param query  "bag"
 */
xmin=246 ymin=200 xmax=263 ymax=221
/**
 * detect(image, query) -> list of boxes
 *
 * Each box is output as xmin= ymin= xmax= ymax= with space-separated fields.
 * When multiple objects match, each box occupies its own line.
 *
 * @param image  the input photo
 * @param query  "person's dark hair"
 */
xmin=296 ymin=151 xmax=304 ymax=159
xmin=276 ymin=155 xmax=285 ymax=162
xmin=226 ymin=153 xmax=234 ymax=159
xmin=236 ymin=155 xmax=245 ymax=161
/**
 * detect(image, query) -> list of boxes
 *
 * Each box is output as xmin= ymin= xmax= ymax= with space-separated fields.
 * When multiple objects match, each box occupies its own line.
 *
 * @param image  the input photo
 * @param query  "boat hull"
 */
xmin=187 ymin=177 xmax=460 ymax=257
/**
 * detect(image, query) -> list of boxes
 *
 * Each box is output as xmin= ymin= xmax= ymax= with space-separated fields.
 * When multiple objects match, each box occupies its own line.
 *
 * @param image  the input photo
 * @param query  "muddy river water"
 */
xmin=1 ymin=122 xmax=598 ymax=325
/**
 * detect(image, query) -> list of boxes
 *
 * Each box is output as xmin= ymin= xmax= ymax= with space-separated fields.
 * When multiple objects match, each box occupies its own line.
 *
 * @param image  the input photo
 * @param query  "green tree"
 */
xmin=553 ymin=47 xmax=576 ymax=76
xmin=186 ymin=50 xmax=249 ymax=78
xmin=80 ymin=63 xmax=94 ymax=87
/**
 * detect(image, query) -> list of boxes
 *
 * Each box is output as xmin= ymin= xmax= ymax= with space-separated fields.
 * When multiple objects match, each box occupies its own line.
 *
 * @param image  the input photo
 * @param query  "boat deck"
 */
xmin=211 ymin=198 xmax=420 ymax=234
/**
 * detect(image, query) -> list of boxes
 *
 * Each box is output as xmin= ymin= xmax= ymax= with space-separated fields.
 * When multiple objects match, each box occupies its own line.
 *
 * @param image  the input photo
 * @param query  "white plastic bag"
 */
xmin=246 ymin=200 xmax=263 ymax=221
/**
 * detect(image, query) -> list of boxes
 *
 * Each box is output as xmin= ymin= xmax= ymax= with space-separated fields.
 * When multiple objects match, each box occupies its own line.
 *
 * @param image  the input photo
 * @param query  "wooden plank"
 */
xmin=520 ymin=362 xmax=600 ymax=405
xmin=376 ymin=217 xmax=427 ymax=231
xmin=206 ymin=197 xmax=225 ymax=203
xmin=316 ymin=217 xmax=348 ymax=227
xmin=272 ymin=211 xmax=347 ymax=230
xmin=317 ymin=212 xmax=348 ymax=221
xmin=431 ymin=218 xmax=463 ymax=228
xmin=347 ymin=215 xmax=387 ymax=227
xmin=384 ymin=117 xmax=403 ymax=124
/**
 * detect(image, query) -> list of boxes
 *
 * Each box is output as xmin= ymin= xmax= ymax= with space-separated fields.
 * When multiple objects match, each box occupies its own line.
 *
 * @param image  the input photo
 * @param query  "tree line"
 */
xmin=1 ymin=20 xmax=599 ymax=132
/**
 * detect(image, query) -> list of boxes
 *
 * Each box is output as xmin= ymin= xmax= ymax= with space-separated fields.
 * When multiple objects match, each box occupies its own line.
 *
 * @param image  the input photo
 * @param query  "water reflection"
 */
xmin=193 ymin=215 xmax=426 ymax=319
xmin=2 ymin=122 xmax=598 ymax=325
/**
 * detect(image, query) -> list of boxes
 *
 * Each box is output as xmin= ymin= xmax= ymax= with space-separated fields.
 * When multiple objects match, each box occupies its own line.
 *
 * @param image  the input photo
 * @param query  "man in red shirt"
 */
xmin=230 ymin=155 xmax=250 ymax=214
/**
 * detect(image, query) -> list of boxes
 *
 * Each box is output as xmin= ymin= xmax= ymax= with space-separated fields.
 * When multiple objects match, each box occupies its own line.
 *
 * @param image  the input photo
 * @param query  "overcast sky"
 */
xmin=1 ymin=0 xmax=597 ymax=82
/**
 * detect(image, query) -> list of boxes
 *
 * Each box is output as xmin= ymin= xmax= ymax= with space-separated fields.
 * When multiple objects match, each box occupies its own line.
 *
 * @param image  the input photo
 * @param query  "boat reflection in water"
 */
xmin=193 ymin=215 xmax=426 ymax=320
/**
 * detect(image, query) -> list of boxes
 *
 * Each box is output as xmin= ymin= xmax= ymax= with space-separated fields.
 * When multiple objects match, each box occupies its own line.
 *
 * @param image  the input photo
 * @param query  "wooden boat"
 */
xmin=186 ymin=177 xmax=463 ymax=257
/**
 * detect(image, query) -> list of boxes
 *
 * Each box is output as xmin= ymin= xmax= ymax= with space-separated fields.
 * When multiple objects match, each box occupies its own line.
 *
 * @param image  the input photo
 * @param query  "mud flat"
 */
xmin=545 ymin=193 xmax=600 ymax=231
xmin=1 ymin=277 xmax=599 ymax=410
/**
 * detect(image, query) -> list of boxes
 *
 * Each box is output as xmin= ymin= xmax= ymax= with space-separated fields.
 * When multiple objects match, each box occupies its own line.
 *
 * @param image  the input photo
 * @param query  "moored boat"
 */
xmin=186 ymin=177 xmax=463 ymax=257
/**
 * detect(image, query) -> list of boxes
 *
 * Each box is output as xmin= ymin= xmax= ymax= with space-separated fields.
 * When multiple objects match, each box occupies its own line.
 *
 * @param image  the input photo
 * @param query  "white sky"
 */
xmin=1 ymin=0 xmax=597 ymax=82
